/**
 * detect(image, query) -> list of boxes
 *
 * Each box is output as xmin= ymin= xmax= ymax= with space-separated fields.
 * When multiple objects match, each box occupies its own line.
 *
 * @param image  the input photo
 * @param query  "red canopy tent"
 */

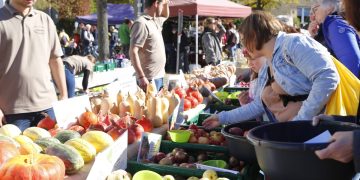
xmin=169 ymin=0 xmax=252 ymax=18
xmin=168 ymin=0 xmax=251 ymax=69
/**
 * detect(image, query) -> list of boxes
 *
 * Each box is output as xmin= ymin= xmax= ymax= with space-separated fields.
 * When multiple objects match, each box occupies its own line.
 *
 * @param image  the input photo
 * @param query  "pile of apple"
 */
xmin=151 ymin=148 xmax=196 ymax=168
xmin=228 ymin=127 xmax=249 ymax=137
xmin=174 ymin=86 xmax=204 ymax=111
xmin=169 ymin=125 xmax=226 ymax=146
xmin=236 ymin=81 xmax=250 ymax=88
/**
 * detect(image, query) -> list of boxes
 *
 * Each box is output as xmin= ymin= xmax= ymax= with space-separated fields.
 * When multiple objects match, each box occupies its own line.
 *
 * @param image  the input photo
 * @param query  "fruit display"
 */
xmin=64 ymin=138 xmax=97 ymax=163
xmin=0 ymin=141 xmax=19 ymax=167
xmin=106 ymin=169 xmax=132 ymax=180
xmin=23 ymin=127 xmax=51 ymax=141
xmin=0 ymin=124 xmax=22 ymax=138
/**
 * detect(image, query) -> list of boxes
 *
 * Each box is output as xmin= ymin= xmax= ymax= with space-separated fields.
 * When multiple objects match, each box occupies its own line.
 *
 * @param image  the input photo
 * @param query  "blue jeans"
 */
xmin=153 ymin=78 xmax=163 ymax=92
xmin=65 ymin=66 xmax=75 ymax=98
xmin=5 ymin=108 xmax=56 ymax=131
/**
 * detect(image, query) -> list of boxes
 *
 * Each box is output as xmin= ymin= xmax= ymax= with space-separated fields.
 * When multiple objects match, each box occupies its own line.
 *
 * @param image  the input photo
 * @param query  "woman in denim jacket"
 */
xmin=203 ymin=11 xmax=339 ymax=129
xmin=313 ymin=0 xmax=360 ymax=78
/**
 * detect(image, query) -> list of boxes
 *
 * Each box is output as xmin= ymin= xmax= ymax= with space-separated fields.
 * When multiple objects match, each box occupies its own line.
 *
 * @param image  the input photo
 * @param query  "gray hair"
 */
xmin=318 ymin=0 xmax=342 ymax=13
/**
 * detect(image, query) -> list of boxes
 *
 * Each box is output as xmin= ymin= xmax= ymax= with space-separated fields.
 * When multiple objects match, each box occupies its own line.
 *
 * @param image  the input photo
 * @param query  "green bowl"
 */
xmin=167 ymin=130 xmax=191 ymax=143
xmin=202 ymin=160 xmax=228 ymax=169
xmin=133 ymin=170 xmax=163 ymax=180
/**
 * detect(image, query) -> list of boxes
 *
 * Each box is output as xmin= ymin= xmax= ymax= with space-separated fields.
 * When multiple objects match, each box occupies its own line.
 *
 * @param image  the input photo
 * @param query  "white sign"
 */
xmin=52 ymin=95 xmax=91 ymax=129
xmin=87 ymin=131 xmax=128 ymax=180
xmin=304 ymin=130 xmax=332 ymax=144
xmin=136 ymin=132 xmax=162 ymax=162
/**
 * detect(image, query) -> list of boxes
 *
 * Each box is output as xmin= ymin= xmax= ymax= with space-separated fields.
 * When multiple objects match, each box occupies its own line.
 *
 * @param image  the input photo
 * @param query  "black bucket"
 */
xmin=221 ymin=121 xmax=268 ymax=163
xmin=247 ymin=120 xmax=358 ymax=180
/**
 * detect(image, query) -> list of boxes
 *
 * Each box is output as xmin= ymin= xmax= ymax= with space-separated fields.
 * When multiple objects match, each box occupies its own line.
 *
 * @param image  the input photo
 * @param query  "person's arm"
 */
xmin=327 ymin=20 xmax=360 ymax=77
xmin=0 ymin=109 xmax=4 ymax=127
xmin=49 ymin=57 xmax=68 ymax=100
xmin=160 ymin=0 xmax=170 ymax=18
xmin=82 ymin=69 xmax=90 ymax=92
xmin=287 ymin=35 xmax=339 ymax=120
xmin=130 ymin=21 xmax=149 ymax=90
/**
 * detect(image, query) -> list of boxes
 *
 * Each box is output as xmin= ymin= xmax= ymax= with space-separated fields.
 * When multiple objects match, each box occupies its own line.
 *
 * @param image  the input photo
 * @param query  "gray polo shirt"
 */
xmin=0 ymin=4 xmax=63 ymax=114
xmin=130 ymin=15 xmax=166 ymax=80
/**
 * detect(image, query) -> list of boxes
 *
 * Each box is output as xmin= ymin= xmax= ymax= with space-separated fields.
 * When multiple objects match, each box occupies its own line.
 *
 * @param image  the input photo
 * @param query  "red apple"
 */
xmin=198 ymin=137 xmax=210 ymax=144
xmin=229 ymin=127 xmax=244 ymax=136
xmin=153 ymin=152 xmax=166 ymax=163
xmin=188 ymin=134 xmax=198 ymax=143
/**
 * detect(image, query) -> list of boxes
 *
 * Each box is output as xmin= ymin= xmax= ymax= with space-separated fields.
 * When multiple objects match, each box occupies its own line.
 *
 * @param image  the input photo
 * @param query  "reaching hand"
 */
xmin=312 ymin=114 xmax=333 ymax=126
xmin=202 ymin=114 xmax=221 ymax=129
xmin=315 ymin=131 xmax=354 ymax=163
xmin=238 ymin=91 xmax=251 ymax=106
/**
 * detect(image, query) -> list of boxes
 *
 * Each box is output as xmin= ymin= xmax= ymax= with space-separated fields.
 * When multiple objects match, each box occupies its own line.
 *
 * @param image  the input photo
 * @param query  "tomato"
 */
xmin=189 ymin=90 xmax=203 ymax=104
xmin=174 ymin=87 xmax=186 ymax=99
xmin=186 ymin=96 xmax=199 ymax=109
xmin=183 ymin=98 xmax=192 ymax=111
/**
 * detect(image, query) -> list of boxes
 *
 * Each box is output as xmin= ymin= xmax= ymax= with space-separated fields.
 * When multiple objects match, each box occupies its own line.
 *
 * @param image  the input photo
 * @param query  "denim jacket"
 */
xmin=322 ymin=14 xmax=360 ymax=78
xmin=219 ymin=32 xmax=339 ymax=124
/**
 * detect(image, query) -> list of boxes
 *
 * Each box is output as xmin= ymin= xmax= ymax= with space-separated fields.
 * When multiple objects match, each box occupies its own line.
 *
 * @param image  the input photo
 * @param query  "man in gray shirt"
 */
xmin=130 ymin=0 xmax=169 ymax=91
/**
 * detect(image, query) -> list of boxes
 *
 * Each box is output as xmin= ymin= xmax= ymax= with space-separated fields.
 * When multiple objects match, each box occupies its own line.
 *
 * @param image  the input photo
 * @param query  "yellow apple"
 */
xmin=202 ymin=169 xmax=218 ymax=180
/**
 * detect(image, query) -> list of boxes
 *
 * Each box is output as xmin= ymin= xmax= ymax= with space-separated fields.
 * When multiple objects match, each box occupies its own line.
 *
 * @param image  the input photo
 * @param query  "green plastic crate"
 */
xmin=93 ymin=63 xmax=105 ymax=72
xmin=223 ymin=86 xmax=249 ymax=93
xmin=127 ymin=141 xmax=261 ymax=180
xmin=105 ymin=62 xmax=116 ymax=71
xmin=209 ymin=103 xmax=238 ymax=113
xmin=185 ymin=113 xmax=212 ymax=126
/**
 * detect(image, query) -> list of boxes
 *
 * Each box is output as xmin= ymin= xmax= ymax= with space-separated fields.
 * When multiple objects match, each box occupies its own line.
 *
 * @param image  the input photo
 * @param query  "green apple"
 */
xmin=187 ymin=177 xmax=200 ymax=180
xmin=216 ymin=178 xmax=230 ymax=180
xmin=163 ymin=175 xmax=175 ymax=180
xmin=202 ymin=169 xmax=218 ymax=180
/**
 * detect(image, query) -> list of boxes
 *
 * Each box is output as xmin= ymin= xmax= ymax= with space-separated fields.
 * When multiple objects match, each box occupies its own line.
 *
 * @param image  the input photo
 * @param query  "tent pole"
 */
xmin=195 ymin=14 xmax=199 ymax=68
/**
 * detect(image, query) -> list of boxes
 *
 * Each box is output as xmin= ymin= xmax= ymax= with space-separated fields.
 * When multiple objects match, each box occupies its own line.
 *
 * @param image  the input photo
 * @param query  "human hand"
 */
xmin=312 ymin=114 xmax=333 ymax=126
xmin=202 ymin=114 xmax=221 ymax=129
xmin=139 ymin=77 xmax=149 ymax=92
xmin=315 ymin=131 xmax=354 ymax=163
xmin=0 ymin=109 xmax=5 ymax=127
xmin=238 ymin=91 xmax=250 ymax=106
xmin=307 ymin=21 xmax=319 ymax=37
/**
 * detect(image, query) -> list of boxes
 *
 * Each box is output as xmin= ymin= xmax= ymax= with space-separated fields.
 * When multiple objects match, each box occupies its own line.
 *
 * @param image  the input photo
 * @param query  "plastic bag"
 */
xmin=325 ymin=57 xmax=360 ymax=116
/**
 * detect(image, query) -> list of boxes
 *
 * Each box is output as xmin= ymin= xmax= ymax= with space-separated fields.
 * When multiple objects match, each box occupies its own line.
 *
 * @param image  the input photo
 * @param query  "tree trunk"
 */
xmin=97 ymin=0 xmax=109 ymax=61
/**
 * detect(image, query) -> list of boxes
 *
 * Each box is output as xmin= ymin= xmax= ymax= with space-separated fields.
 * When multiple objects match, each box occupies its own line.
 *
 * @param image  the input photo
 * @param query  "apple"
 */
xmin=172 ymin=148 xmax=184 ymax=155
xmin=187 ymin=177 xmax=199 ymax=180
xmin=163 ymin=175 xmax=175 ymax=180
xmin=228 ymin=156 xmax=239 ymax=168
xmin=209 ymin=131 xmax=217 ymax=136
xmin=179 ymin=163 xmax=189 ymax=168
xmin=197 ymin=153 xmax=208 ymax=162
xmin=202 ymin=169 xmax=218 ymax=180
xmin=216 ymin=178 xmax=230 ymax=180
xmin=106 ymin=169 xmax=131 ymax=180
xmin=159 ymin=157 xmax=173 ymax=165
xmin=107 ymin=127 xmax=127 ymax=140
xmin=186 ymin=163 xmax=196 ymax=168
xmin=198 ymin=137 xmax=210 ymax=144
xmin=189 ymin=134 xmax=198 ymax=143
xmin=153 ymin=152 xmax=166 ymax=163
xmin=210 ymin=132 xmax=225 ymax=144
xmin=228 ymin=127 xmax=244 ymax=136
xmin=189 ymin=124 xmax=199 ymax=130
xmin=174 ymin=151 xmax=189 ymax=163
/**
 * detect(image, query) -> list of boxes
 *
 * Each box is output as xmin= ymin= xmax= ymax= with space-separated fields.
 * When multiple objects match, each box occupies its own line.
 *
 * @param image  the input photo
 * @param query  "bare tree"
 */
xmin=97 ymin=0 xmax=110 ymax=61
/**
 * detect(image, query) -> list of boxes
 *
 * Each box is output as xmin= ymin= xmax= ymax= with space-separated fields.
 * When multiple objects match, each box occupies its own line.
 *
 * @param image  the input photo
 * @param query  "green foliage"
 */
xmin=231 ymin=0 xmax=298 ymax=10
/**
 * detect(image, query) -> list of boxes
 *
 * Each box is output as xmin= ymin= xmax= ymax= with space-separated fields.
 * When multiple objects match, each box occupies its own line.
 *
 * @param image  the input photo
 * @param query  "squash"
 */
xmin=90 ymin=96 xmax=102 ymax=114
xmin=34 ymin=137 xmax=61 ymax=152
xmin=167 ymin=92 xmax=180 ymax=117
xmin=119 ymin=98 xmax=131 ymax=117
xmin=161 ymin=97 xmax=170 ymax=124
xmin=126 ymin=92 xmax=136 ymax=116
xmin=64 ymin=138 xmax=96 ymax=163
xmin=55 ymin=130 xmax=81 ymax=143
xmin=46 ymin=143 xmax=84 ymax=174
xmin=23 ymin=127 xmax=51 ymax=141
xmin=107 ymin=169 xmax=132 ymax=180
xmin=153 ymin=97 xmax=163 ymax=128
xmin=14 ymin=135 xmax=42 ymax=155
xmin=0 ymin=135 xmax=20 ymax=148
xmin=0 ymin=124 xmax=21 ymax=138
xmin=0 ymin=154 xmax=66 ymax=180
xmin=133 ymin=98 xmax=144 ymax=120
xmin=101 ymin=90 xmax=118 ymax=115
xmin=0 ymin=141 xmax=19 ymax=167
xmin=135 ymin=86 xmax=146 ymax=102
xmin=146 ymin=83 xmax=157 ymax=98
xmin=81 ymin=131 xmax=114 ymax=153
xmin=79 ymin=109 xmax=98 ymax=129
xmin=117 ymin=90 xmax=125 ymax=107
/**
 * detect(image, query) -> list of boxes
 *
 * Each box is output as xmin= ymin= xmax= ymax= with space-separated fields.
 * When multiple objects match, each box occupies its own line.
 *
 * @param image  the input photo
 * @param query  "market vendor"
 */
xmin=63 ymin=55 xmax=96 ymax=98
xmin=203 ymin=11 xmax=339 ymax=129
xmin=0 ymin=0 xmax=67 ymax=130
xmin=129 ymin=0 xmax=170 ymax=92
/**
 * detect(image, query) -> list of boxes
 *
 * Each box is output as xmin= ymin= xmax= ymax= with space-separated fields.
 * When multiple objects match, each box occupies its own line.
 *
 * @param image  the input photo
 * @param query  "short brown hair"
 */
xmin=204 ymin=17 xmax=216 ymax=27
xmin=239 ymin=11 xmax=283 ymax=52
